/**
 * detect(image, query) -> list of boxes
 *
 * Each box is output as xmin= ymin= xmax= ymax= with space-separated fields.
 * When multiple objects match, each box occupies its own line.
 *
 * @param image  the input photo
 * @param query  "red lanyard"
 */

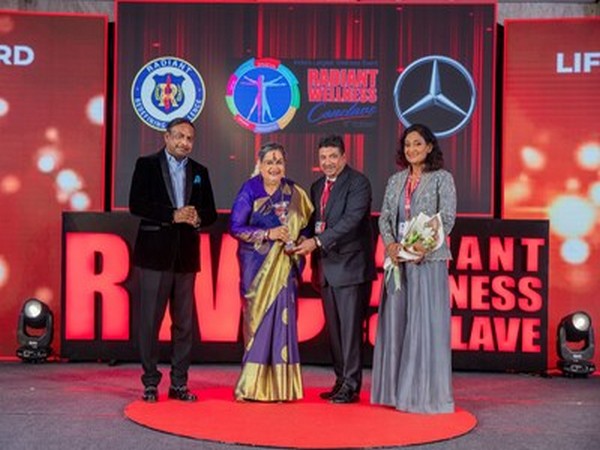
xmin=404 ymin=177 xmax=419 ymax=219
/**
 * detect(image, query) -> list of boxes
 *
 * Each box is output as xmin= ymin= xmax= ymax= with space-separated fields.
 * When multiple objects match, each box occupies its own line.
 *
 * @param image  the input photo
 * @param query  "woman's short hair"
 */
xmin=258 ymin=142 xmax=286 ymax=162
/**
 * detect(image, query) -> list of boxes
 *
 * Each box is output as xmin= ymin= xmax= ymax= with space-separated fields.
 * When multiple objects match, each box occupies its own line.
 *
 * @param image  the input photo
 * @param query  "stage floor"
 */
xmin=0 ymin=361 xmax=598 ymax=450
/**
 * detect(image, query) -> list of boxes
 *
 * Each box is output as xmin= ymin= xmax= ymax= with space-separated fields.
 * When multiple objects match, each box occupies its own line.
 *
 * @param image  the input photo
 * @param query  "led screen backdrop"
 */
xmin=0 ymin=11 xmax=107 ymax=357
xmin=503 ymin=18 xmax=600 ymax=369
xmin=113 ymin=0 xmax=496 ymax=216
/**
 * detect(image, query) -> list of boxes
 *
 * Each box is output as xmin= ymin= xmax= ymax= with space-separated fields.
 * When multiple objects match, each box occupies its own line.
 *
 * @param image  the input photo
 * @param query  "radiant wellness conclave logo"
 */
xmin=226 ymin=58 xmax=300 ymax=133
xmin=131 ymin=56 xmax=206 ymax=131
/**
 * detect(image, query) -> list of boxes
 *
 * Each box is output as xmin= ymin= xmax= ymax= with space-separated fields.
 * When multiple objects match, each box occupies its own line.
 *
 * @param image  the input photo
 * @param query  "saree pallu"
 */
xmin=230 ymin=176 xmax=313 ymax=401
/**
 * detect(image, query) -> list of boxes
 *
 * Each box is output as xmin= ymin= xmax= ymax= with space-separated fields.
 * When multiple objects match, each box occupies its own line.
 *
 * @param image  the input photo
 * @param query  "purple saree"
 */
xmin=230 ymin=176 xmax=313 ymax=401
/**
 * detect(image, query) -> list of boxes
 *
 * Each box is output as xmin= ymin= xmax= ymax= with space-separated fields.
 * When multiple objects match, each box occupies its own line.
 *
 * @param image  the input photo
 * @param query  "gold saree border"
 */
xmin=234 ymin=362 xmax=303 ymax=401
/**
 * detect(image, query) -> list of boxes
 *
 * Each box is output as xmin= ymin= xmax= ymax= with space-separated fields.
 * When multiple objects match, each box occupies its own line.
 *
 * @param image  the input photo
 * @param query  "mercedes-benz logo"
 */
xmin=393 ymin=55 xmax=476 ymax=138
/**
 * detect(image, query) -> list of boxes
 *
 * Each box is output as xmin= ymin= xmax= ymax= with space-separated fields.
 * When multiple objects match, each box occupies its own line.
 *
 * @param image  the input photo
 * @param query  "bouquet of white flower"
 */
xmin=398 ymin=212 xmax=445 ymax=261
xmin=383 ymin=212 xmax=445 ymax=291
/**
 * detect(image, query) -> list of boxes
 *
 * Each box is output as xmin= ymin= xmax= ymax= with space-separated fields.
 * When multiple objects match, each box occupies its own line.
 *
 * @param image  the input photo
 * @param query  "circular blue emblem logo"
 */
xmin=131 ymin=56 xmax=205 ymax=131
xmin=226 ymin=58 xmax=300 ymax=133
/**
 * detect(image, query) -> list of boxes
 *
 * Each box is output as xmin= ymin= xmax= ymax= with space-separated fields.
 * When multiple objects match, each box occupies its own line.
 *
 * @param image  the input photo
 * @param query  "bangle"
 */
xmin=314 ymin=236 xmax=322 ymax=248
xmin=266 ymin=229 xmax=270 ymax=241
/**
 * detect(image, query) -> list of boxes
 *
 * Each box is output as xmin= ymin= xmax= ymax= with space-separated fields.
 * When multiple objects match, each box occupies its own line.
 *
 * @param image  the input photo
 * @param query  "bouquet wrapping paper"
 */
xmin=398 ymin=212 xmax=444 ymax=260
xmin=384 ymin=212 xmax=445 ymax=291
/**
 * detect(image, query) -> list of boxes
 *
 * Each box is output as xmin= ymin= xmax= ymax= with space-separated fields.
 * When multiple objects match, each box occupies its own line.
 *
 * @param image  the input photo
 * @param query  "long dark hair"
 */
xmin=396 ymin=124 xmax=444 ymax=171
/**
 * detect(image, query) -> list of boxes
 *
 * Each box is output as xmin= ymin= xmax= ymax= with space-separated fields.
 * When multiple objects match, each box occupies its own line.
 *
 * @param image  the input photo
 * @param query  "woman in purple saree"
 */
xmin=230 ymin=143 xmax=313 ymax=401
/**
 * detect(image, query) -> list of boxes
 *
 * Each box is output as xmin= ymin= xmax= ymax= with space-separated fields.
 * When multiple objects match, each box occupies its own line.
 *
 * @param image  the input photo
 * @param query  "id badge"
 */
xmin=398 ymin=221 xmax=407 ymax=238
xmin=315 ymin=221 xmax=326 ymax=234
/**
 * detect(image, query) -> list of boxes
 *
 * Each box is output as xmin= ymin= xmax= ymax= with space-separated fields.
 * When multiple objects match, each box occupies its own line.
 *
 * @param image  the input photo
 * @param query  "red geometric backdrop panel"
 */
xmin=0 ymin=11 xmax=106 ymax=357
xmin=503 ymin=18 xmax=600 ymax=368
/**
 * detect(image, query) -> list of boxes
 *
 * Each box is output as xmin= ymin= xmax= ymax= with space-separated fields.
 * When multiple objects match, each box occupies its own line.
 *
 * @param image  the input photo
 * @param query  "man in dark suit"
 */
xmin=129 ymin=117 xmax=217 ymax=403
xmin=294 ymin=135 xmax=376 ymax=403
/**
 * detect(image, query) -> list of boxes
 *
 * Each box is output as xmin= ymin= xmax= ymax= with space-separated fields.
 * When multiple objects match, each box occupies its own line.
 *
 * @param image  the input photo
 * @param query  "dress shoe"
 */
xmin=142 ymin=386 xmax=158 ymax=403
xmin=330 ymin=386 xmax=359 ymax=404
xmin=168 ymin=385 xmax=197 ymax=402
xmin=319 ymin=380 xmax=343 ymax=400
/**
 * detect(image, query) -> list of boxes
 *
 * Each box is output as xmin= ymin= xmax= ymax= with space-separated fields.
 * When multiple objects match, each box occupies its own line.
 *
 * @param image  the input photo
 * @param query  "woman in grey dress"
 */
xmin=371 ymin=123 xmax=457 ymax=414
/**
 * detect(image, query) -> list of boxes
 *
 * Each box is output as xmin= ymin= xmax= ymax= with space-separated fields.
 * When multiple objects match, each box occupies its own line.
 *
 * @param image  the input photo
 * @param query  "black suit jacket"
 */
xmin=310 ymin=165 xmax=376 ymax=287
xmin=129 ymin=149 xmax=217 ymax=272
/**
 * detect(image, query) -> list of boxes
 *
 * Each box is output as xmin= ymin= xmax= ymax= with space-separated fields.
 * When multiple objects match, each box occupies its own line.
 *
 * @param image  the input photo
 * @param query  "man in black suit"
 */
xmin=129 ymin=117 xmax=217 ymax=402
xmin=294 ymin=135 xmax=376 ymax=403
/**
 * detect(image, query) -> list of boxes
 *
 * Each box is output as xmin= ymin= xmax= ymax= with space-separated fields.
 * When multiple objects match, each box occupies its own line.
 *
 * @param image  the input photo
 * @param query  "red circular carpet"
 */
xmin=125 ymin=387 xmax=476 ymax=448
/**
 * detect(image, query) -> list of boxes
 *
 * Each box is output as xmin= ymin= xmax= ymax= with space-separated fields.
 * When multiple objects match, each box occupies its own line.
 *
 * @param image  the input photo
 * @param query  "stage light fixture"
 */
xmin=557 ymin=311 xmax=595 ymax=377
xmin=16 ymin=298 xmax=54 ymax=363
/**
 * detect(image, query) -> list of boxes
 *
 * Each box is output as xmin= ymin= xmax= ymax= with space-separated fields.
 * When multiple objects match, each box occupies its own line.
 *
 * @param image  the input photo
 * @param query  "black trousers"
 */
xmin=138 ymin=268 xmax=196 ymax=388
xmin=321 ymin=281 xmax=372 ymax=393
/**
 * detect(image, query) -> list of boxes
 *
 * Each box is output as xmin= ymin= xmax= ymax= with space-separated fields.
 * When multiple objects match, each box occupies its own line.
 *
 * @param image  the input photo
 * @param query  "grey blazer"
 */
xmin=378 ymin=168 xmax=457 ymax=261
